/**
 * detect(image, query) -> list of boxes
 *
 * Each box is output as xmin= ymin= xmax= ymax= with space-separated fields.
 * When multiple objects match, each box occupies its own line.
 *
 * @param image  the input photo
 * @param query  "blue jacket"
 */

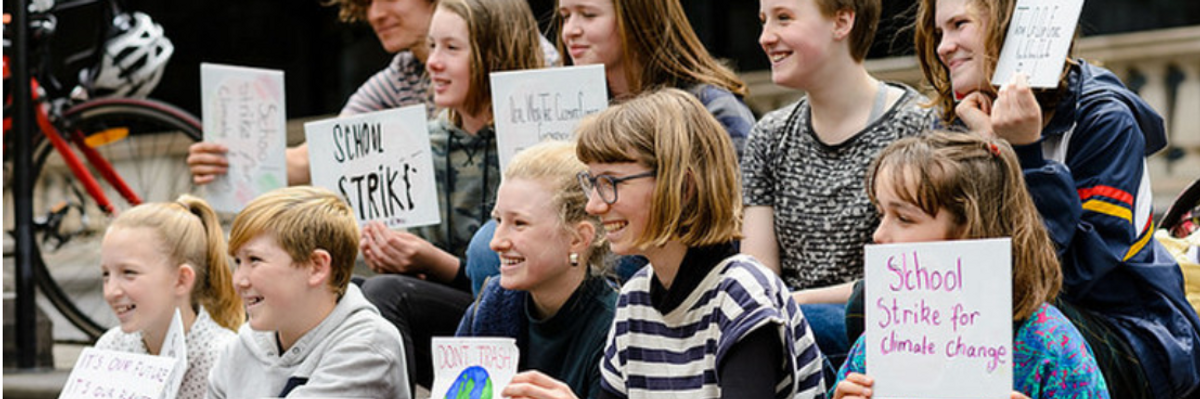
xmin=1020 ymin=59 xmax=1200 ymax=398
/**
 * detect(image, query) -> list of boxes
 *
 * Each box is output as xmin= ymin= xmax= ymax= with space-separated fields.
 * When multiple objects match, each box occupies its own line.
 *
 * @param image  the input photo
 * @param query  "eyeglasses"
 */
xmin=577 ymin=170 xmax=655 ymax=205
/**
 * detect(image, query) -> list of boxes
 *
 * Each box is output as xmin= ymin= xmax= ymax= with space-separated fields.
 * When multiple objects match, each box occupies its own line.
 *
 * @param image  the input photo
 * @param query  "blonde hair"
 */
xmin=555 ymin=0 xmax=748 ymax=97
xmin=815 ymin=0 xmax=881 ymax=62
xmin=228 ymin=186 xmax=360 ymax=297
xmin=504 ymin=141 xmax=608 ymax=272
xmin=438 ymin=0 xmax=545 ymax=128
xmin=576 ymin=88 xmax=742 ymax=249
xmin=110 ymin=195 xmax=244 ymax=331
xmin=867 ymin=131 xmax=1061 ymax=321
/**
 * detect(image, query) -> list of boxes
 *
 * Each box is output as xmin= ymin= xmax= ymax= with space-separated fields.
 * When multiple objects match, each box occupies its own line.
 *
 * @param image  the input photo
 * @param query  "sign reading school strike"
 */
xmin=61 ymin=310 xmax=187 ymax=399
xmin=992 ymin=0 xmax=1084 ymax=88
xmin=865 ymin=238 xmax=1013 ymax=399
xmin=200 ymin=63 xmax=288 ymax=213
xmin=490 ymin=64 xmax=607 ymax=171
xmin=305 ymin=105 xmax=440 ymax=229
xmin=430 ymin=337 xmax=520 ymax=399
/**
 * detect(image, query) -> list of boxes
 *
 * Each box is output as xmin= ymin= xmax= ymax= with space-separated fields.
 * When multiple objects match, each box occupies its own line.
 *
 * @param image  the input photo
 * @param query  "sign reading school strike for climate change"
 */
xmin=305 ymin=105 xmax=440 ymax=229
xmin=430 ymin=337 xmax=520 ymax=399
xmin=61 ymin=309 xmax=188 ymax=399
xmin=992 ymin=0 xmax=1084 ymax=88
xmin=490 ymin=64 xmax=607 ymax=171
xmin=865 ymin=238 xmax=1013 ymax=399
xmin=200 ymin=63 xmax=288 ymax=213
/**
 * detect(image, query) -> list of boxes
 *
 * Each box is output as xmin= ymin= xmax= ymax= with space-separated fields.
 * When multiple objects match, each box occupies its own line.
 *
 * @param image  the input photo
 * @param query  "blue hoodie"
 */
xmin=1018 ymin=59 xmax=1200 ymax=398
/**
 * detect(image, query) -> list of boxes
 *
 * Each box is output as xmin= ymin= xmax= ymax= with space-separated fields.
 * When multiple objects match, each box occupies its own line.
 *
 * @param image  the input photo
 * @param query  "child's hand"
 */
xmin=501 ymin=370 xmax=579 ymax=399
xmin=186 ymin=142 xmax=229 ymax=185
xmin=990 ymin=73 xmax=1042 ymax=146
xmin=1011 ymin=391 xmax=1032 ymax=399
xmin=359 ymin=221 xmax=434 ymax=274
xmin=955 ymin=91 xmax=994 ymax=137
xmin=833 ymin=372 xmax=874 ymax=399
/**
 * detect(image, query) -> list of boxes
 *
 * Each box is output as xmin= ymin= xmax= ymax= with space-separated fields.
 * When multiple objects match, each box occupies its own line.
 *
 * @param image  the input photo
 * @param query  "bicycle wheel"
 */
xmin=31 ymin=98 xmax=202 ymax=341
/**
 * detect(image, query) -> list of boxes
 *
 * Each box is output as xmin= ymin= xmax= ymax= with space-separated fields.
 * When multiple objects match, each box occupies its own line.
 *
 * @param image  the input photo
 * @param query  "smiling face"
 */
xmin=101 ymin=227 xmax=183 ymax=337
xmin=871 ymin=167 xmax=964 ymax=244
xmin=558 ymin=0 xmax=623 ymax=75
xmin=758 ymin=0 xmax=839 ymax=88
xmin=368 ymin=0 xmax=436 ymax=54
xmin=490 ymin=178 xmax=579 ymax=293
xmin=426 ymin=8 xmax=473 ymax=112
xmin=231 ymin=233 xmax=313 ymax=334
xmin=582 ymin=162 xmax=655 ymax=256
xmin=934 ymin=0 xmax=990 ymax=97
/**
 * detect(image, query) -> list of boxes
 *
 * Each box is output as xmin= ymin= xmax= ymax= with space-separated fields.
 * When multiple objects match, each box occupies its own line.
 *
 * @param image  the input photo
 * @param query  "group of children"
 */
xmin=92 ymin=0 xmax=1196 ymax=398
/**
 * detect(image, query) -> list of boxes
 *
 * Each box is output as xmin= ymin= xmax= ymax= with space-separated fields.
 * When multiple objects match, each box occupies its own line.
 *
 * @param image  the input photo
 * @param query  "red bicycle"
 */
xmin=4 ymin=0 xmax=201 ymax=341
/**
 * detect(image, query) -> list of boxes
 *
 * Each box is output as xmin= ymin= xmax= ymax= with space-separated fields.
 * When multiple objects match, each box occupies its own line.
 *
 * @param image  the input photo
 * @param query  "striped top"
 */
xmin=599 ymin=254 xmax=825 ymax=398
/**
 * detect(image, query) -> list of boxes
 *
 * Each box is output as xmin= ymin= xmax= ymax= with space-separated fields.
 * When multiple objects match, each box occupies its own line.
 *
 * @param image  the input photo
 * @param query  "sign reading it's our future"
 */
xmin=304 ymin=105 xmax=439 ymax=229
xmin=490 ymin=64 xmax=607 ymax=171
xmin=865 ymin=238 xmax=1013 ymax=399
xmin=200 ymin=63 xmax=287 ymax=213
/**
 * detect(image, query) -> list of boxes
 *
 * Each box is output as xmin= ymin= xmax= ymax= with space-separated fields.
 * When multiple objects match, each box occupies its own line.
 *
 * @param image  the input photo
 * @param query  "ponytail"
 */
xmin=176 ymin=195 xmax=244 ymax=331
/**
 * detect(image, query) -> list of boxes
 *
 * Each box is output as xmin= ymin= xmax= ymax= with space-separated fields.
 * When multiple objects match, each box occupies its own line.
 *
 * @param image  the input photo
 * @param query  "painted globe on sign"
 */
xmin=446 ymin=365 xmax=494 ymax=399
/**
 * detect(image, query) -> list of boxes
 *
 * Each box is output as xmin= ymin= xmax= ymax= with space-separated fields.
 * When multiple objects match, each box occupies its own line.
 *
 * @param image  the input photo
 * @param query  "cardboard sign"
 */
xmin=304 ymin=105 xmax=440 ymax=228
xmin=490 ymin=65 xmax=607 ymax=170
xmin=864 ymin=239 xmax=1013 ymax=399
xmin=200 ymin=63 xmax=288 ymax=213
xmin=60 ymin=310 xmax=188 ymax=399
xmin=430 ymin=337 xmax=520 ymax=399
xmin=992 ymin=0 xmax=1085 ymax=88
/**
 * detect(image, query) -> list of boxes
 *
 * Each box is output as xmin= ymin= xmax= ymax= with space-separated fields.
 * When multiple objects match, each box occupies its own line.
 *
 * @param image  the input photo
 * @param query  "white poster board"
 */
xmin=490 ymin=64 xmax=607 ymax=170
xmin=864 ymin=238 xmax=1012 ymax=399
xmin=304 ymin=105 xmax=440 ymax=228
xmin=992 ymin=0 xmax=1085 ymax=88
xmin=60 ymin=310 xmax=188 ymax=399
xmin=430 ymin=337 xmax=520 ymax=399
xmin=200 ymin=63 xmax=288 ymax=213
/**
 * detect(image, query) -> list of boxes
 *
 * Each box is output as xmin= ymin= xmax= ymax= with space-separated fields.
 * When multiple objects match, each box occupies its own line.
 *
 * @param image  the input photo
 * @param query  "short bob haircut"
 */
xmin=228 ymin=186 xmax=360 ymax=297
xmin=575 ymin=88 xmax=742 ymax=249
xmin=866 ymin=131 xmax=1061 ymax=321
xmin=438 ymin=0 xmax=544 ymax=128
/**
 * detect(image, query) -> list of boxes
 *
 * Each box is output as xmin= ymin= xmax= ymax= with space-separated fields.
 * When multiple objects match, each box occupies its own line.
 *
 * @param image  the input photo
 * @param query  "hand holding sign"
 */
xmin=200 ymin=63 xmax=288 ymax=213
xmin=992 ymin=0 xmax=1084 ymax=88
xmin=430 ymin=337 xmax=520 ymax=399
xmin=955 ymin=73 xmax=1042 ymax=145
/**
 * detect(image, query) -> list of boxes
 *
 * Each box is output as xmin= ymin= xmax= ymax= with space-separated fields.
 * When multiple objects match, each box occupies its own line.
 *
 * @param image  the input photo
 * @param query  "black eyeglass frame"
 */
xmin=577 ymin=170 xmax=656 ymax=205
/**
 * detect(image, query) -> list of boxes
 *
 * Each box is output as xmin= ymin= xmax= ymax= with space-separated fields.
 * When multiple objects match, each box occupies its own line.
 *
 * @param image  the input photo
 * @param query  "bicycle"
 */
xmin=4 ymin=0 xmax=202 ymax=342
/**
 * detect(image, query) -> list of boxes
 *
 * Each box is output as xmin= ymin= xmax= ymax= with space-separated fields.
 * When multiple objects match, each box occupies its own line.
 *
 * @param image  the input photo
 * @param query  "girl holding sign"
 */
xmin=550 ymin=89 xmax=822 ymax=399
xmin=456 ymin=141 xmax=617 ymax=399
xmin=357 ymin=0 xmax=548 ymax=389
xmin=832 ymin=132 xmax=1108 ymax=399
xmin=97 ymin=195 xmax=242 ymax=399
xmin=915 ymin=0 xmax=1200 ymax=397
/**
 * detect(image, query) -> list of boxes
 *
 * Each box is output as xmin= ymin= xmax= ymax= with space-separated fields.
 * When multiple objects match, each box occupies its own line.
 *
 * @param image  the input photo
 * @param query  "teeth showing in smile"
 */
xmin=604 ymin=221 xmax=627 ymax=232
xmin=500 ymin=256 xmax=524 ymax=266
xmin=770 ymin=52 xmax=790 ymax=63
xmin=113 ymin=304 xmax=135 ymax=314
xmin=245 ymin=296 xmax=263 ymax=306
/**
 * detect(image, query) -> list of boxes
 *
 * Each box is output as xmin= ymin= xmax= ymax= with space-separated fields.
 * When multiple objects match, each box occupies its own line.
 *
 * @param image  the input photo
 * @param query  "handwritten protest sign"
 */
xmin=430 ymin=337 xmax=520 ymax=399
xmin=992 ymin=0 xmax=1085 ymax=88
xmin=865 ymin=238 xmax=1012 ymax=399
xmin=490 ymin=64 xmax=607 ymax=170
xmin=200 ymin=63 xmax=287 ymax=213
xmin=305 ymin=105 xmax=439 ymax=228
xmin=60 ymin=310 xmax=188 ymax=399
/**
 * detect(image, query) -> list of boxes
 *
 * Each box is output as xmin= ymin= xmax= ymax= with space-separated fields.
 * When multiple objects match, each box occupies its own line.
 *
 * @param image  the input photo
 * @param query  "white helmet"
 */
xmin=78 ymin=12 xmax=173 ymax=99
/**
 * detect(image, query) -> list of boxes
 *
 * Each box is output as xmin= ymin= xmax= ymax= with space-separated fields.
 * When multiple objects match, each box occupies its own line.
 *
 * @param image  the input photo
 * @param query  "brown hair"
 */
xmin=324 ymin=0 xmax=436 ymax=23
xmin=867 ymin=131 xmax=1061 ymax=321
xmin=815 ymin=0 xmax=881 ymax=62
xmin=576 ymin=88 xmax=742 ymax=248
xmin=555 ymin=0 xmax=748 ymax=97
xmin=228 ymin=186 xmax=360 ymax=297
xmin=439 ymin=0 xmax=545 ymax=128
xmin=110 ymin=195 xmax=244 ymax=331
xmin=504 ymin=141 xmax=608 ymax=273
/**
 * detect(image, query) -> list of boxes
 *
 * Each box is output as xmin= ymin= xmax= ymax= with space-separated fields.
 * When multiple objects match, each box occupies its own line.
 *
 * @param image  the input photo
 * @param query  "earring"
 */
xmin=569 ymin=253 xmax=580 ymax=267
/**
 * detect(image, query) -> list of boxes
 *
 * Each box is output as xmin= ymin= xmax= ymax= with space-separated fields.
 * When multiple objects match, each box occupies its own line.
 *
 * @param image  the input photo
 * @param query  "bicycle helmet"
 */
xmin=78 ymin=11 xmax=173 ymax=99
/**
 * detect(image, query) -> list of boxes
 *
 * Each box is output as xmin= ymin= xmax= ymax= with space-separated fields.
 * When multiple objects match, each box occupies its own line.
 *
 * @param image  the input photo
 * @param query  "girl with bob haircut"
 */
xmin=457 ymin=141 xmax=617 ymax=399
xmin=570 ymin=88 xmax=824 ymax=399
xmin=914 ymin=0 xmax=1200 ymax=397
xmin=357 ymin=0 xmax=549 ymax=389
xmin=98 ymin=195 xmax=242 ymax=399
xmin=833 ymin=132 xmax=1109 ymax=399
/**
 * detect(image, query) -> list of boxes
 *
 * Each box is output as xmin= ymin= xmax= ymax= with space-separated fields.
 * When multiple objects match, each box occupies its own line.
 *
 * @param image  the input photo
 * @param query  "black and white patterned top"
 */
xmin=741 ymin=82 xmax=934 ymax=290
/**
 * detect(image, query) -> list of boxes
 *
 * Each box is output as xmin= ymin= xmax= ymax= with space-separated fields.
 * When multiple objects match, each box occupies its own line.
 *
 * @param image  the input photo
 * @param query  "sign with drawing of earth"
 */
xmin=431 ymin=337 xmax=518 ymax=399
xmin=446 ymin=366 xmax=493 ymax=399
